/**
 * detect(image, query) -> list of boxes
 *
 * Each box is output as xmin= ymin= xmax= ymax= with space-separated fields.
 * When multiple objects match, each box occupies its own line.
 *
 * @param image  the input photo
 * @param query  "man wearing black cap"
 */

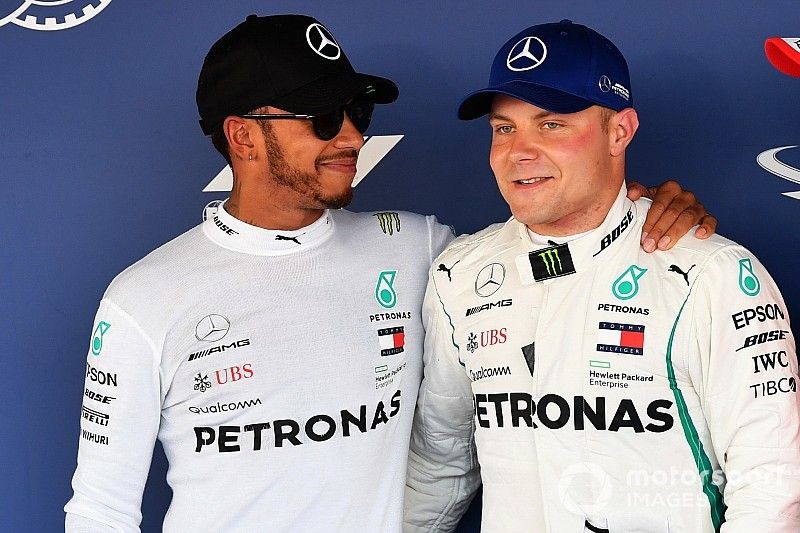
xmin=405 ymin=20 xmax=800 ymax=533
xmin=64 ymin=14 xmax=714 ymax=532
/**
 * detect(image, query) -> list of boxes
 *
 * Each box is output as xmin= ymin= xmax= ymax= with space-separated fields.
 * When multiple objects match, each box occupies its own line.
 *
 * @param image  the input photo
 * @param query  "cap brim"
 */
xmin=458 ymin=81 xmax=593 ymax=120
xmin=273 ymin=71 xmax=398 ymax=115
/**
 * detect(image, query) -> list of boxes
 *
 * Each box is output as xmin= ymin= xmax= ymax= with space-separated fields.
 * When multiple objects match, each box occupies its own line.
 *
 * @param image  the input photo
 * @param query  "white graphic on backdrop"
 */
xmin=757 ymin=145 xmax=800 ymax=200
xmin=203 ymin=135 xmax=403 ymax=192
xmin=0 ymin=0 xmax=112 ymax=31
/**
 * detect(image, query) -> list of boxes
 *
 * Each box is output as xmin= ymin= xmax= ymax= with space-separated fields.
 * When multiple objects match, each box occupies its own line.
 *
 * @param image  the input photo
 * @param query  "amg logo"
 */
xmin=466 ymin=299 xmax=513 ymax=316
xmin=188 ymin=338 xmax=251 ymax=362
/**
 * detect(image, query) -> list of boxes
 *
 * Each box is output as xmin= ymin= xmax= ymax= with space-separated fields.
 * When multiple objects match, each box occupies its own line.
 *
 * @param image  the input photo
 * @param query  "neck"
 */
xmin=528 ymin=169 xmax=626 ymax=237
xmin=226 ymin=172 xmax=324 ymax=231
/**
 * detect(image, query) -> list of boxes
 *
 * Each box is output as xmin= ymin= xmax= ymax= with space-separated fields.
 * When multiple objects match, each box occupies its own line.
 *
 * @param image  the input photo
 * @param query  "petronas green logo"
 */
xmin=91 ymin=321 xmax=111 ymax=356
xmin=612 ymin=265 xmax=647 ymax=300
xmin=738 ymin=258 xmax=760 ymax=296
xmin=375 ymin=270 xmax=398 ymax=308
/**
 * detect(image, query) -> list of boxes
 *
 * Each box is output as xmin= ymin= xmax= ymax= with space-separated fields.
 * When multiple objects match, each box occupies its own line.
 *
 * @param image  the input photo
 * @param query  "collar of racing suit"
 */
xmin=202 ymin=199 xmax=334 ymax=255
xmin=513 ymin=183 xmax=640 ymax=285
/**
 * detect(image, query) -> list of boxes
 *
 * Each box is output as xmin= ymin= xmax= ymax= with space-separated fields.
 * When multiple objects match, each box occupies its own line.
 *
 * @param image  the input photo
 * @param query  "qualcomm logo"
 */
xmin=203 ymin=135 xmax=403 ymax=192
xmin=756 ymin=145 xmax=800 ymax=200
xmin=1 ymin=0 xmax=112 ymax=31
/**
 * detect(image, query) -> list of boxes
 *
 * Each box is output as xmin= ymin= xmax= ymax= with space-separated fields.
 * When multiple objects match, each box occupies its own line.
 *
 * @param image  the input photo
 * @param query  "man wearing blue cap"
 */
xmin=405 ymin=20 xmax=800 ymax=533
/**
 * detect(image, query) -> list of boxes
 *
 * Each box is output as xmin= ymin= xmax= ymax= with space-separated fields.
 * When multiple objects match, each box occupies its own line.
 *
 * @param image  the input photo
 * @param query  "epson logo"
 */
xmin=194 ymin=390 xmax=401 ymax=453
xmin=731 ymin=303 xmax=784 ymax=330
xmin=188 ymin=338 xmax=251 ymax=362
xmin=86 ymin=363 xmax=117 ymax=387
xmin=466 ymin=299 xmax=513 ymax=317
xmin=474 ymin=392 xmax=673 ymax=433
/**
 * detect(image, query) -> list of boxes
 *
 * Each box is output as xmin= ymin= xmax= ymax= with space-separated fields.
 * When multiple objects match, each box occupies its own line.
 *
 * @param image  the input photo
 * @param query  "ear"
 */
xmin=609 ymin=108 xmax=639 ymax=157
xmin=223 ymin=116 xmax=258 ymax=162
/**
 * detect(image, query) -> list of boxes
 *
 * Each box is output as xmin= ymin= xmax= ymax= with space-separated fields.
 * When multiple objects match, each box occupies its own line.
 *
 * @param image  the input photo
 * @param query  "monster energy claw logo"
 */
xmin=91 ymin=321 xmax=111 ymax=356
xmin=374 ymin=212 xmax=401 ymax=235
xmin=529 ymin=243 xmax=576 ymax=281
xmin=375 ymin=270 xmax=398 ymax=308
xmin=612 ymin=265 xmax=647 ymax=300
xmin=738 ymin=258 xmax=760 ymax=296
xmin=539 ymin=249 xmax=562 ymax=276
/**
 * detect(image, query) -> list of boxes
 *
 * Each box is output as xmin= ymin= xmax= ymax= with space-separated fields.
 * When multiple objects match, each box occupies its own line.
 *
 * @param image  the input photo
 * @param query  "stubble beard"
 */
xmin=262 ymin=123 xmax=353 ymax=210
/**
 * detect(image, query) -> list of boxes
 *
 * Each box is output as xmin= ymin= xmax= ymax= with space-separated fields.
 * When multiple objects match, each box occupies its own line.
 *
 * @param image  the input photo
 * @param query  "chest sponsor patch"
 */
xmin=378 ymin=326 xmax=405 ymax=356
xmin=596 ymin=322 xmax=645 ymax=355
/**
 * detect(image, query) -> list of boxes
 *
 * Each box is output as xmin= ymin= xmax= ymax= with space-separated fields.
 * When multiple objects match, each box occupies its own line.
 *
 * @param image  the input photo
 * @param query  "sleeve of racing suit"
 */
xmin=404 ymin=269 xmax=481 ymax=532
xmin=691 ymin=246 xmax=800 ymax=532
xmin=426 ymin=215 xmax=457 ymax=262
xmin=64 ymin=298 xmax=162 ymax=532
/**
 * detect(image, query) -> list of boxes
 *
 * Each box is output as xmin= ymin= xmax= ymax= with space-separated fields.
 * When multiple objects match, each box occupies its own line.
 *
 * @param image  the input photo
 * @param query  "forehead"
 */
xmin=489 ymin=94 xmax=600 ymax=122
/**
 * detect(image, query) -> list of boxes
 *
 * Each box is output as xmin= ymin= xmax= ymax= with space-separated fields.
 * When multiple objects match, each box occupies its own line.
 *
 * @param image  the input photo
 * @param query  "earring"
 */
xmin=249 ymin=154 xmax=253 ymax=161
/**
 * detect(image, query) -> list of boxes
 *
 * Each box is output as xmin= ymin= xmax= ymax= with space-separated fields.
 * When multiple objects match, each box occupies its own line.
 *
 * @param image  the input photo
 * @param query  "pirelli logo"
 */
xmin=374 ymin=212 xmax=401 ymax=235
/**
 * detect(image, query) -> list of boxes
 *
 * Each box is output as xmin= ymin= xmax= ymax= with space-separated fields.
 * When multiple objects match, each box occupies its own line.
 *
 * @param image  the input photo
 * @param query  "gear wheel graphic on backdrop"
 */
xmin=0 ymin=0 xmax=112 ymax=31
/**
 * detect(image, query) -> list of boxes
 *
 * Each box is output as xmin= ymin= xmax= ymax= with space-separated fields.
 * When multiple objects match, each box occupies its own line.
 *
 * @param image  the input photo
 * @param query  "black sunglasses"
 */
xmin=239 ymin=98 xmax=375 ymax=141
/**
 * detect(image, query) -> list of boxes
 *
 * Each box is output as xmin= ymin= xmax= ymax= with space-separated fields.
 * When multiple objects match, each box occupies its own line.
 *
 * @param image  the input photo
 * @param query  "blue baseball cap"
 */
xmin=458 ymin=20 xmax=632 ymax=120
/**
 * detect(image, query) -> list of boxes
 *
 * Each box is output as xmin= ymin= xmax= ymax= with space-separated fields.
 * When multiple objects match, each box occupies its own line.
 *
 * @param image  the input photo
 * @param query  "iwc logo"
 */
xmin=1 ymin=0 xmax=113 ymax=31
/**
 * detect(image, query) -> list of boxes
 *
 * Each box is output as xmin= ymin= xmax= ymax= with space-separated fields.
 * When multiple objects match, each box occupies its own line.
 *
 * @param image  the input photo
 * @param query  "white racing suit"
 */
xmin=405 ymin=187 xmax=800 ymax=532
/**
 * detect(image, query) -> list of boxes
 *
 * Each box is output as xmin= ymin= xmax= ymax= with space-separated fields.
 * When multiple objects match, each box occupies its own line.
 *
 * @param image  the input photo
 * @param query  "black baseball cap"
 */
xmin=196 ymin=14 xmax=399 ymax=135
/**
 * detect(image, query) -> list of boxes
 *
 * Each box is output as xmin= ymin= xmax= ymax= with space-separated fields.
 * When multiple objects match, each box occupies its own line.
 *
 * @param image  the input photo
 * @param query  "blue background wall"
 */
xmin=1 ymin=1 xmax=798 ymax=530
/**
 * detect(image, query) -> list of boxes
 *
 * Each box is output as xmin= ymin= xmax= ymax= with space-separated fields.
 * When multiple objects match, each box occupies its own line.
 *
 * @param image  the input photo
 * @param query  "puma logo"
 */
xmin=275 ymin=235 xmax=301 ymax=245
xmin=437 ymin=260 xmax=460 ymax=282
xmin=668 ymin=264 xmax=695 ymax=285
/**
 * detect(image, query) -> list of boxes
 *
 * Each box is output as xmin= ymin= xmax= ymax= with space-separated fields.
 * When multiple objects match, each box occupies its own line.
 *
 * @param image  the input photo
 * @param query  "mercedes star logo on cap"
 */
xmin=507 ymin=36 xmax=547 ymax=72
xmin=306 ymin=23 xmax=341 ymax=60
xmin=195 ymin=314 xmax=231 ymax=342
xmin=475 ymin=263 xmax=506 ymax=297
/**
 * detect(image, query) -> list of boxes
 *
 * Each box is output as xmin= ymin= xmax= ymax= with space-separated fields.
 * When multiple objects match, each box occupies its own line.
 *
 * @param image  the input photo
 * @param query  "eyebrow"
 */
xmin=488 ymin=110 xmax=558 ymax=122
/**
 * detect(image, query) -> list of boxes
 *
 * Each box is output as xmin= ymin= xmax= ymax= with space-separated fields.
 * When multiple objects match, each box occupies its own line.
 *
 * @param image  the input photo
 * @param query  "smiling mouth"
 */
xmin=515 ymin=176 xmax=551 ymax=185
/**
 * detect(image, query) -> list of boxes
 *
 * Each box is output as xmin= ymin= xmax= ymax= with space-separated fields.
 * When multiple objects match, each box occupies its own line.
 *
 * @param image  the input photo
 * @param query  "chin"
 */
xmin=321 ymin=189 xmax=353 ymax=210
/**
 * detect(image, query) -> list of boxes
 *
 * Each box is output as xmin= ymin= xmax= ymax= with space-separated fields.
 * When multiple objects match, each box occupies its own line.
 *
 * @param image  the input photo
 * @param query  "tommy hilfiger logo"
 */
xmin=596 ymin=322 xmax=645 ymax=355
xmin=378 ymin=327 xmax=405 ymax=356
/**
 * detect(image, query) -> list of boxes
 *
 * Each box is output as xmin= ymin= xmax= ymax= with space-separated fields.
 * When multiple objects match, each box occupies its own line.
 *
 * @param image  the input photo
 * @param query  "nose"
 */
xmin=333 ymin=114 xmax=366 ymax=151
xmin=508 ymin=131 xmax=540 ymax=163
